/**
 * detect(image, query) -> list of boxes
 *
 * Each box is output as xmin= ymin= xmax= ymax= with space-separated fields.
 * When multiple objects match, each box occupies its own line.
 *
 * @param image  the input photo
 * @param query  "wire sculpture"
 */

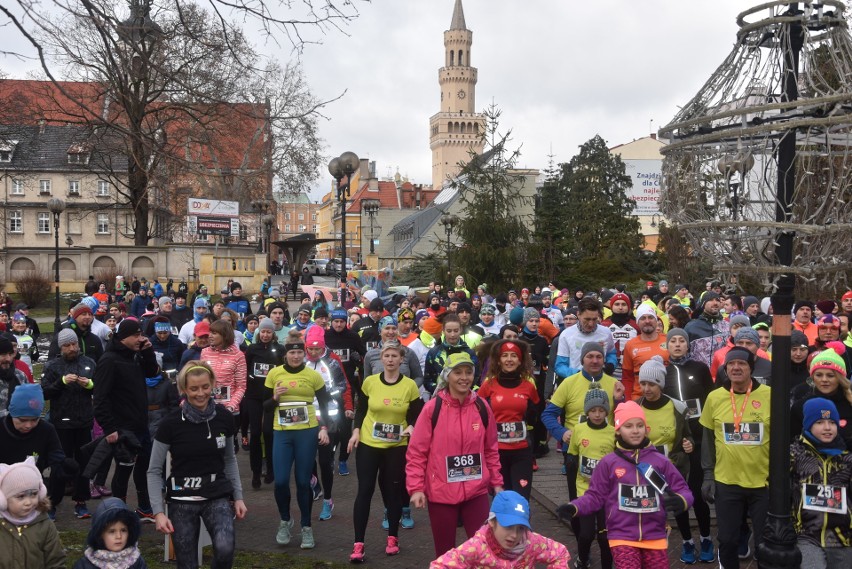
xmin=659 ymin=0 xmax=852 ymax=292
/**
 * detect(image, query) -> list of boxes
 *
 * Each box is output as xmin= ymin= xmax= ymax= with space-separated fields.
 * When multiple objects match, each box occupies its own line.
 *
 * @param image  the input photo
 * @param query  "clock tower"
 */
xmin=430 ymin=0 xmax=486 ymax=189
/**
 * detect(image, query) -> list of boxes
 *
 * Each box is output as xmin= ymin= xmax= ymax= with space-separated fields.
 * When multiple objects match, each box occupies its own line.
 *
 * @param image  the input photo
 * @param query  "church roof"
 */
xmin=450 ymin=0 xmax=467 ymax=30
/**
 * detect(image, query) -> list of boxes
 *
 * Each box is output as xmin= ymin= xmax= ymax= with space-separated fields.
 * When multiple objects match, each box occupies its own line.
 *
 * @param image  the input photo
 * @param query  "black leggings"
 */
xmin=563 ymin=453 xmax=581 ymax=537
xmin=674 ymin=448 xmax=712 ymax=540
xmin=498 ymin=445 xmax=533 ymax=500
xmin=315 ymin=430 xmax=343 ymax=499
xmin=577 ymin=510 xmax=612 ymax=567
xmin=241 ymin=398 xmax=273 ymax=476
xmin=352 ymin=444 xmax=407 ymax=540
xmin=169 ymin=497 xmax=235 ymax=569
xmin=337 ymin=418 xmax=353 ymax=462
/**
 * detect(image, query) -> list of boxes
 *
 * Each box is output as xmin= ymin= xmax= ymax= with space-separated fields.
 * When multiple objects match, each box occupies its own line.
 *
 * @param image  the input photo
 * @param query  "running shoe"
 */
xmin=385 ymin=535 xmax=399 ymax=556
xmin=532 ymin=458 xmax=539 ymax=472
xmin=680 ymin=541 xmax=696 ymax=564
xmin=400 ymin=507 xmax=414 ymax=529
xmin=700 ymin=537 xmax=716 ymax=562
xmin=382 ymin=509 xmax=389 ymax=531
xmin=241 ymin=436 xmax=250 ymax=451
xmin=263 ymin=471 xmax=274 ymax=484
xmin=251 ymin=473 xmax=261 ymax=490
xmin=276 ymin=519 xmax=293 ymax=545
xmin=339 ymin=461 xmax=350 ymax=476
xmin=135 ymin=507 xmax=156 ymax=523
xmin=300 ymin=526 xmax=315 ymax=549
xmin=319 ymin=499 xmax=334 ymax=521
xmin=738 ymin=527 xmax=752 ymax=559
xmin=310 ymin=475 xmax=322 ymax=501
xmin=89 ymin=481 xmax=102 ymax=499
xmin=74 ymin=502 xmax=91 ymax=520
xmin=350 ymin=542 xmax=366 ymax=563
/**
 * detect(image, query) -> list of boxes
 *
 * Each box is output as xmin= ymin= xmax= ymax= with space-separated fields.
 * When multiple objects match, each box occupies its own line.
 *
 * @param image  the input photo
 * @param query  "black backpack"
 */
xmin=430 ymin=395 xmax=489 ymax=430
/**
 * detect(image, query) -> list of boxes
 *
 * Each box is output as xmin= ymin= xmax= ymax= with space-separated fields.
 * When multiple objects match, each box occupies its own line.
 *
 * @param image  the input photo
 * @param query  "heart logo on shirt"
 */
xmin=519 ymin=479 xmax=528 ymax=488
xmin=383 ymin=399 xmax=391 ymax=405
xmin=615 ymin=467 xmax=626 ymax=478
xmin=289 ymin=381 xmax=298 ymax=388
xmin=752 ymin=400 xmax=761 ymax=409
xmin=840 ymin=419 xmax=848 ymax=428
xmin=581 ymin=439 xmax=589 ymax=447
xmin=495 ymin=395 xmax=504 ymax=402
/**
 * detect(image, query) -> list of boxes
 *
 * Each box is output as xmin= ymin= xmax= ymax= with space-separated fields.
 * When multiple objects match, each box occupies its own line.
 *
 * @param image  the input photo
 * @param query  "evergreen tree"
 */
xmin=451 ymin=104 xmax=533 ymax=291
xmin=528 ymin=152 xmax=570 ymax=283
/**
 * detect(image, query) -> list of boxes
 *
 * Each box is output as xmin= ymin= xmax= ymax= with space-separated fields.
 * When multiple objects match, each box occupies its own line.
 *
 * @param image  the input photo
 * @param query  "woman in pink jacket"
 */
xmin=406 ymin=352 xmax=504 ymax=557
xmin=431 ymin=491 xmax=570 ymax=568
xmin=200 ymin=319 xmax=247 ymax=450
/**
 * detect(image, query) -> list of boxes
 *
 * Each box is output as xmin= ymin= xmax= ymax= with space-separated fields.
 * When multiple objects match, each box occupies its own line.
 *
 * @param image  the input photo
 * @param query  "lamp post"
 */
xmin=47 ymin=198 xmax=66 ymax=330
xmin=439 ymin=212 xmax=459 ymax=292
xmin=361 ymin=198 xmax=381 ymax=255
xmin=328 ymin=151 xmax=360 ymax=282
xmin=251 ymin=199 xmax=271 ymax=252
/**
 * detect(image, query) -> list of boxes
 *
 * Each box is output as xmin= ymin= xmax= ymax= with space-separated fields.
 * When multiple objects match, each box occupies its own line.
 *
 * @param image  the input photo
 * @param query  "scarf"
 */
xmin=0 ymin=507 xmax=40 ymax=526
xmin=669 ymin=354 xmax=689 ymax=365
xmin=803 ymin=431 xmax=846 ymax=456
xmin=616 ymin=435 xmax=651 ymax=452
xmin=145 ymin=375 xmax=164 ymax=388
xmin=84 ymin=545 xmax=141 ymax=569
xmin=608 ymin=312 xmax=632 ymax=327
xmin=181 ymin=398 xmax=217 ymax=424
xmin=484 ymin=520 xmax=528 ymax=561
xmin=496 ymin=370 xmax=522 ymax=389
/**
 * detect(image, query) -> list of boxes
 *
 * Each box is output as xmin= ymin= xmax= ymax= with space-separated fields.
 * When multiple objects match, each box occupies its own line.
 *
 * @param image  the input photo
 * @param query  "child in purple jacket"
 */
xmin=557 ymin=401 xmax=693 ymax=569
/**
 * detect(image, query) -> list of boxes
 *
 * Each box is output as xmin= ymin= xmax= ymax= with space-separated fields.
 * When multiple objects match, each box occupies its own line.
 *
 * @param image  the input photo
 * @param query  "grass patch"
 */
xmin=60 ymin=529 xmax=347 ymax=569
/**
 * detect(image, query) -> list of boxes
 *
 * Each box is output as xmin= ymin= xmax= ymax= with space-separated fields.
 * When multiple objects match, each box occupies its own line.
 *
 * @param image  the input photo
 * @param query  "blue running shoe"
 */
xmin=680 ymin=541 xmax=696 ymax=564
xmin=339 ymin=461 xmax=350 ymax=476
xmin=700 ymin=538 xmax=716 ymax=563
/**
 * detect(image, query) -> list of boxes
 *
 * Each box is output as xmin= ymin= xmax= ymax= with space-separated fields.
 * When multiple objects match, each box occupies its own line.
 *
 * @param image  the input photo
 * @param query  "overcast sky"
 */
xmin=2 ymin=0 xmax=757 ymax=200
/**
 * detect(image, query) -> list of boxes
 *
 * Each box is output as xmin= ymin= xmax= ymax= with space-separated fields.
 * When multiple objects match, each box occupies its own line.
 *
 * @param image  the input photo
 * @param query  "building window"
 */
xmin=9 ymin=210 xmax=22 ymax=233
xmin=298 ymin=224 xmax=306 ymax=232
xmin=311 ymin=213 xmax=317 ymax=221
xmin=68 ymin=180 xmax=80 ymax=196
xmin=298 ymin=213 xmax=304 ymax=221
xmin=239 ymin=224 xmax=248 ymax=240
xmin=39 ymin=179 xmax=51 ymax=195
xmin=37 ymin=212 xmax=50 ymax=233
xmin=68 ymin=152 xmax=89 ymax=165
xmin=97 ymin=180 xmax=110 ymax=197
xmin=0 ymin=150 xmax=11 ymax=162
xmin=284 ymin=212 xmax=291 ymax=221
xmin=312 ymin=225 xmax=318 ymax=233
xmin=97 ymin=213 xmax=110 ymax=234
xmin=284 ymin=224 xmax=290 ymax=232
xmin=11 ymin=179 xmax=24 ymax=195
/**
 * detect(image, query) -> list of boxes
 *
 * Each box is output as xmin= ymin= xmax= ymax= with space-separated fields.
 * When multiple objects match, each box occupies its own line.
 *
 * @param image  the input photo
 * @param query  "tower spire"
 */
xmin=450 ymin=0 xmax=467 ymax=31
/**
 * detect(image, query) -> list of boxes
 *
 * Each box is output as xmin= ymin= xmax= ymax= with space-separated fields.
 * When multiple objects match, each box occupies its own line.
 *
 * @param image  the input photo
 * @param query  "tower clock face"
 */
xmin=457 ymin=89 xmax=466 ymax=100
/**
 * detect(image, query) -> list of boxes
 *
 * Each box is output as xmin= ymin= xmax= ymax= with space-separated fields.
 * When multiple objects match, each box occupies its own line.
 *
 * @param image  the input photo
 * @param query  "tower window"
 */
xmin=459 ymin=51 xmax=464 ymax=66
xmin=460 ymin=123 xmax=466 ymax=134
xmin=450 ymin=50 xmax=454 ymax=66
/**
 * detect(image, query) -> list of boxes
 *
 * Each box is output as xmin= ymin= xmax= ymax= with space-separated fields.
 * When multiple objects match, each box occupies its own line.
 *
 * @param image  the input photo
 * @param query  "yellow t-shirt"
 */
xmin=359 ymin=373 xmax=421 ymax=448
xmin=699 ymin=383 xmax=771 ymax=488
xmin=643 ymin=400 xmax=677 ymax=457
xmin=265 ymin=366 xmax=326 ymax=431
xmin=567 ymin=420 xmax=615 ymax=496
xmin=550 ymin=372 xmax=617 ymax=434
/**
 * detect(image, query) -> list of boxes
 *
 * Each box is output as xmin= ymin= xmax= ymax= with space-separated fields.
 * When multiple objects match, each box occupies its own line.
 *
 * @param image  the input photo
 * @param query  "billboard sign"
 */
xmin=623 ymin=159 xmax=661 ymax=216
xmin=187 ymin=198 xmax=239 ymax=237
xmin=195 ymin=216 xmax=235 ymax=236
xmin=187 ymin=198 xmax=239 ymax=217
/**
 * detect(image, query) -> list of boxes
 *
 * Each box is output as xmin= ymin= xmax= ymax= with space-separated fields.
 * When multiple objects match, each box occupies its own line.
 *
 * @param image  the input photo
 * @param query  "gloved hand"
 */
xmin=556 ymin=503 xmax=577 ymax=524
xmin=662 ymin=491 xmax=687 ymax=515
xmin=701 ymin=480 xmax=715 ymax=504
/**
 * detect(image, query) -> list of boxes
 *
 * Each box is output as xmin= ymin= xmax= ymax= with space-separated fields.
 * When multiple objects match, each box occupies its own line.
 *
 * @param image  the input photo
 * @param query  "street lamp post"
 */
xmin=47 ymin=198 xmax=66 ymax=331
xmin=361 ymin=199 xmax=381 ymax=255
xmin=328 ymin=151 xmax=360 ymax=282
xmin=439 ymin=212 xmax=459 ymax=292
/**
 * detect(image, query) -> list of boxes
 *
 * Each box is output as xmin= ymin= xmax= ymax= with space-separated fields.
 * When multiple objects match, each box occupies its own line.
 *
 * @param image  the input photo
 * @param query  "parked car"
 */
xmin=326 ymin=258 xmax=354 ymax=275
xmin=302 ymin=258 xmax=330 ymax=275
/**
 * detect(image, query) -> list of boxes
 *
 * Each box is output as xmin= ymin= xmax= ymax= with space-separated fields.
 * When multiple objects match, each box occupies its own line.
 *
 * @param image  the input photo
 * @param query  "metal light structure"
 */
xmin=328 ymin=151 xmax=360 ymax=281
xmin=47 ymin=197 xmax=66 ymax=330
xmin=361 ymin=198 xmax=381 ymax=255
xmin=439 ymin=212 xmax=459 ymax=291
xmin=660 ymin=3 xmax=852 ymax=566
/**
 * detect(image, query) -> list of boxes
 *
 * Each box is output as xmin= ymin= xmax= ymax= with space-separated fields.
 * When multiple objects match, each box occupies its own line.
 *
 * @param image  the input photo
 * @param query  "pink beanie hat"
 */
xmin=613 ymin=400 xmax=647 ymax=430
xmin=305 ymin=325 xmax=326 ymax=349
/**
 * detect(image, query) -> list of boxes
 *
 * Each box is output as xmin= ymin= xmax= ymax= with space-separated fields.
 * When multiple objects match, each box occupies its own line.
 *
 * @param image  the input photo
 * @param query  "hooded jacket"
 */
xmin=40 ymin=353 xmax=97 ymax=429
xmin=324 ymin=326 xmax=367 ymax=389
xmin=684 ymin=313 xmax=730 ymax=369
xmin=430 ymin=525 xmax=570 ymax=569
xmin=406 ymin=389 xmax=503 ymax=505
xmin=571 ymin=443 xmax=693 ymax=542
xmin=73 ymin=497 xmax=146 ymax=569
xmin=93 ymin=338 xmax=160 ymax=436
xmin=424 ymin=340 xmax=478 ymax=393
xmin=0 ymin=511 xmax=65 ymax=569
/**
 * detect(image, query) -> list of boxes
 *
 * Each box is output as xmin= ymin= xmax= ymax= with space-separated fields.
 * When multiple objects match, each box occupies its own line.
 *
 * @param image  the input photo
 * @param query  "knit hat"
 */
xmin=729 ymin=314 xmax=750 ymax=329
xmin=397 ymin=308 xmax=415 ymax=322
xmin=194 ymin=320 xmax=211 ymax=337
xmin=330 ymin=308 xmax=348 ymax=322
xmin=313 ymin=307 xmax=329 ymax=319
xmin=509 ymin=306 xmax=525 ymax=326
xmin=794 ymin=300 xmax=815 ymax=314
xmin=298 ymin=303 xmax=312 ymax=315
xmin=584 ymin=382 xmax=610 ymax=414
xmin=368 ymin=298 xmax=384 ymax=313
xmin=305 ymin=325 xmax=325 ymax=349
xmin=809 ymin=343 xmax=847 ymax=376
xmin=57 ymin=328 xmax=78 ymax=346
xmin=457 ymin=302 xmax=472 ymax=314
xmin=378 ymin=315 xmax=397 ymax=330
xmin=230 ymin=282 xmax=242 ymax=292
xmin=193 ymin=298 xmax=208 ymax=309
xmin=479 ymin=304 xmax=496 ymax=316
xmin=791 ymin=330 xmax=809 ymax=348
xmin=614 ymin=400 xmax=646 ymax=430
xmin=8 ymin=383 xmax=44 ymax=418
xmin=81 ymin=296 xmax=100 ymax=312
xmin=666 ymin=327 xmax=689 ymax=345
xmin=421 ymin=317 xmax=442 ymax=336
xmin=802 ymin=397 xmax=840 ymax=434
xmin=635 ymin=303 xmax=657 ymax=321
xmin=0 ymin=337 xmax=13 ymax=355
xmin=638 ymin=355 xmax=667 ymax=387
xmin=71 ymin=303 xmax=93 ymax=319
xmin=541 ymin=289 xmax=552 ymax=299
xmin=115 ymin=318 xmax=142 ymax=341
xmin=154 ymin=321 xmax=171 ymax=333
xmin=702 ymin=290 xmax=720 ymax=302
xmin=610 ymin=292 xmax=630 ymax=307
xmin=158 ymin=296 xmax=172 ymax=307
xmin=843 ymin=291 xmax=852 ymax=301
xmin=522 ymin=307 xmax=540 ymax=326
xmin=257 ymin=319 xmax=275 ymax=332
xmin=816 ymin=300 xmax=836 ymax=315
xmin=818 ymin=314 xmax=841 ymax=329
xmin=0 ymin=457 xmax=46 ymax=509
xmin=11 ymin=312 xmax=26 ymax=323
xmin=743 ymin=296 xmax=759 ymax=310
xmin=580 ymin=342 xmax=604 ymax=362
xmin=725 ymin=346 xmax=755 ymax=369
xmin=362 ymin=289 xmax=378 ymax=303
xmin=733 ymin=327 xmax=760 ymax=347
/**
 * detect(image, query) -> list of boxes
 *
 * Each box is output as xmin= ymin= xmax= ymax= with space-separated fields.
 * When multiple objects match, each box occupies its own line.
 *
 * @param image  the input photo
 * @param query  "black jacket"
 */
xmin=93 ymin=339 xmax=159 ymax=436
xmin=40 ymin=354 xmax=97 ymax=430
xmin=82 ymin=432 xmax=142 ymax=479
xmin=244 ymin=340 xmax=283 ymax=400
xmin=0 ymin=415 xmax=65 ymax=472
xmin=48 ymin=321 xmax=104 ymax=362
xmin=324 ymin=326 xmax=366 ymax=390
xmin=663 ymin=358 xmax=714 ymax=436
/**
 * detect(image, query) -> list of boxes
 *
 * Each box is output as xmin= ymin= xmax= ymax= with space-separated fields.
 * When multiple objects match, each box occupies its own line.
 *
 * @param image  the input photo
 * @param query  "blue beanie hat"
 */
xmin=81 ymin=296 xmax=99 ymax=312
xmin=9 ymin=384 xmax=45 ymax=418
xmin=803 ymin=397 xmax=840 ymax=433
xmin=330 ymin=307 xmax=348 ymax=322
xmin=509 ymin=306 xmax=525 ymax=326
xmin=193 ymin=298 xmax=208 ymax=309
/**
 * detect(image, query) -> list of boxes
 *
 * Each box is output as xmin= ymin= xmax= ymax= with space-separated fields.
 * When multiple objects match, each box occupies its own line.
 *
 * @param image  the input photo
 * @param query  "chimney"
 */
xmin=38 ymin=119 xmax=46 ymax=134
xmin=650 ymin=132 xmax=657 ymax=140
xmin=359 ymin=158 xmax=370 ymax=179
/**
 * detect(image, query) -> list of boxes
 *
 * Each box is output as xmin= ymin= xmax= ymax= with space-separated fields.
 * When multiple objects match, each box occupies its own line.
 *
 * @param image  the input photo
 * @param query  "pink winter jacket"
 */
xmin=200 ymin=343 xmax=247 ymax=411
xmin=430 ymin=525 xmax=571 ymax=568
xmin=406 ymin=390 xmax=503 ymax=504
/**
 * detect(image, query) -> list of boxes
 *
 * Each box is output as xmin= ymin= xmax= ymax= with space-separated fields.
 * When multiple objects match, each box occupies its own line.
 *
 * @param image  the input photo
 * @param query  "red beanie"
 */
xmin=614 ymin=401 xmax=647 ymax=431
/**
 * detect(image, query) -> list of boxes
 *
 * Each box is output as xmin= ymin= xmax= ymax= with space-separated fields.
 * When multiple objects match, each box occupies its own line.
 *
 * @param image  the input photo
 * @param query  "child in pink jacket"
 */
xmin=430 ymin=491 xmax=570 ymax=568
